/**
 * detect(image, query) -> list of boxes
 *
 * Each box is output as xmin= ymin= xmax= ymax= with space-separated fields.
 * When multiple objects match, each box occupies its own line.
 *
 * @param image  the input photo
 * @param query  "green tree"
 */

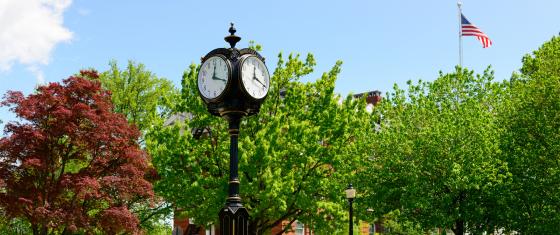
xmin=359 ymin=67 xmax=509 ymax=234
xmin=99 ymin=60 xmax=178 ymax=139
xmin=146 ymin=52 xmax=373 ymax=234
xmin=498 ymin=36 xmax=560 ymax=233
xmin=97 ymin=61 xmax=178 ymax=231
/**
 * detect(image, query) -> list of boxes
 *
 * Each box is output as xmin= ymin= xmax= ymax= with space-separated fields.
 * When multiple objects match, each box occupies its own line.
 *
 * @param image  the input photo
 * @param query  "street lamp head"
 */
xmin=345 ymin=183 xmax=356 ymax=199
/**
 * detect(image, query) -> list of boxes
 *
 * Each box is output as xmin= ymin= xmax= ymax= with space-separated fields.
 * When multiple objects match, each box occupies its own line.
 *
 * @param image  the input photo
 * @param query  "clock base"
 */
xmin=219 ymin=204 xmax=249 ymax=235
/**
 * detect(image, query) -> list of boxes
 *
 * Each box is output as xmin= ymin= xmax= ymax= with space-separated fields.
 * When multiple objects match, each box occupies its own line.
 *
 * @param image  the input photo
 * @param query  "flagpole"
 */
xmin=458 ymin=1 xmax=463 ymax=67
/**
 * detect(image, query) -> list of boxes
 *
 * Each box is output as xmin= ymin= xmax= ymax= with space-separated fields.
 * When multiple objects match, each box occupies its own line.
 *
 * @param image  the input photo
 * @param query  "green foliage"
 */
xmin=99 ymin=60 xmax=178 ymax=137
xmin=248 ymin=40 xmax=263 ymax=52
xmin=360 ymin=67 xmax=509 ymax=234
xmin=143 ymin=220 xmax=172 ymax=235
xmin=132 ymin=202 xmax=174 ymax=234
xmin=498 ymin=35 xmax=560 ymax=233
xmin=147 ymin=52 xmax=374 ymax=234
xmin=0 ymin=216 xmax=32 ymax=235
xmin=382 ymin=210 xmax=424 ymax=235
xmin=520 ymin=36 xmax=560 ymax=79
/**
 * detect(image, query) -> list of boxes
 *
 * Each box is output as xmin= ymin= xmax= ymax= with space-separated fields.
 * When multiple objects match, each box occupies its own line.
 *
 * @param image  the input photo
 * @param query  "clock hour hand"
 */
xmin=212 ymin=75 xmax=227 ymax=82
xmin=211 ymin=66 xmax=227 ymax=82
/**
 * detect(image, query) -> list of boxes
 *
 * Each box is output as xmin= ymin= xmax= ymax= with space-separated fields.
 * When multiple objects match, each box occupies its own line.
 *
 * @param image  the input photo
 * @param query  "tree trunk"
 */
xmin=32 ymin=225 xmax=38 ymax=235
xmin=248 ymin=221 xmax=256 ymax=235
xmin=453 ymin=219 xmax=465 ymax=235
xmin=249 ymin=219 xmax=262 ymax=235
xmin=32 ymin=225 xmax=48 ymax=235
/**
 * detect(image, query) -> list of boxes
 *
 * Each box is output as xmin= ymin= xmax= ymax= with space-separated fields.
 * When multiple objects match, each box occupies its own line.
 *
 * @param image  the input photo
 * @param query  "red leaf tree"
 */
xmin=0 ymin=71 xmax=154 ymax=234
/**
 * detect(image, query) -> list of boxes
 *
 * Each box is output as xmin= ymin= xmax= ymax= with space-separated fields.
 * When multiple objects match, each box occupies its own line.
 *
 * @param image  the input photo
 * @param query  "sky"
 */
xmin=1 ymin=0 xmax=559 ymax=127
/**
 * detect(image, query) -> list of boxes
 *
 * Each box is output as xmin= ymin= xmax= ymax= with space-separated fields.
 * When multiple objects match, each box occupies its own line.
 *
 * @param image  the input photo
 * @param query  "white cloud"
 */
xmin=0 ymin=0 xmax=73 ymax=82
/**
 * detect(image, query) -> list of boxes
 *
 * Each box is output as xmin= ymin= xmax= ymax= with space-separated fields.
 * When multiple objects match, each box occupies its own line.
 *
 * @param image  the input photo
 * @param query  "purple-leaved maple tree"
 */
xmin=0 ymin=70 xmax=154 ymax=235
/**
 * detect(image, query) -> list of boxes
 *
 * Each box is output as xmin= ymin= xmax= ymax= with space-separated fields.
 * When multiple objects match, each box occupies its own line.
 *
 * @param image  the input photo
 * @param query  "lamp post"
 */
xmin=345 ymin=184 xmax=356 ymax=235
xmin=196 ymin=24 xmax=270 ymax=235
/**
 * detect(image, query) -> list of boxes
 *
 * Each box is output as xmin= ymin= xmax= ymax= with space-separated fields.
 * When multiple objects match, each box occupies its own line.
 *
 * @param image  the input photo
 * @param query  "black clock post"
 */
xmin=196 ymin=24 xmax=270 ymax=235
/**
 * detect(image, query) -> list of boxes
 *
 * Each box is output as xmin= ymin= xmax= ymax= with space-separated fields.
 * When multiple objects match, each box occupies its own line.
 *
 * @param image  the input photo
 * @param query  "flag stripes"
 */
xmin=461 ymin=13 xmax=492 ymax=48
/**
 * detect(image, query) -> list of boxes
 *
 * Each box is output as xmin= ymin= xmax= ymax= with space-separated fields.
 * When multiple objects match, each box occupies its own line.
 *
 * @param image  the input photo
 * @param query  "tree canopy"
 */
xmin=358 ymin=36 xmax=560 ymax=235
xmin=359 ymin=67 xmax=509 ymax=235
xmin=147 ymin=52 xmax=374 ymax=234
xmin=498 ymin=35 xmax=560 ymax=233
xmin=2 ymin=35 xmax=560 ymax=235
xmin=98 ymin=60 xmax=178 ymax=138
xmin=0 ymin=71 xmax=153 ymax=235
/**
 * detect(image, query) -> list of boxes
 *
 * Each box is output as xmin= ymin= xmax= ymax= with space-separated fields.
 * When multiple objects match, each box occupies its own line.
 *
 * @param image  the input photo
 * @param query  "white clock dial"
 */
xmin=240 ymin=56 xmax=270 ymax=99
xmin=198 ymin=56 xmax=230 ymax=99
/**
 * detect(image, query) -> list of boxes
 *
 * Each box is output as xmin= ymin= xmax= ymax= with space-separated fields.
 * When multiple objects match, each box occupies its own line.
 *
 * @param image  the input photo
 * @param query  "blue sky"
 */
xmin=1 ymin=0 xmax=559 ymax=126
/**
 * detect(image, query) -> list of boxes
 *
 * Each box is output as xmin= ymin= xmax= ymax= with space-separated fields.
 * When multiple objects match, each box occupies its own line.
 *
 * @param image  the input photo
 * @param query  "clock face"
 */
xmin=198 ymin=56 xmax=230 ymax=100
xmin=240 ymin=56 xmax=270 ymax=99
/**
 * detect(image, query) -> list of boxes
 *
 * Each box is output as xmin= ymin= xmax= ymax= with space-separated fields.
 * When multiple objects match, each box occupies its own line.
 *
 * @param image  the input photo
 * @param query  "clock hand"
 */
xmin=211 ymin=66 xmax=227 ymax=82
xmin=253 ymin=76 xmax=266 ymax=88
xmin=252 ymin=67 xmax=266 ymax=88
xmin=213 ymin=75 xmax=227 ymax=82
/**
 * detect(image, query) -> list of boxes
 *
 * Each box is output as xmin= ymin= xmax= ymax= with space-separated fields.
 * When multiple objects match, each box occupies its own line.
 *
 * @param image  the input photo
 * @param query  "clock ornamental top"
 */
xmin=224 ymin=23 xmax=241 ymax=48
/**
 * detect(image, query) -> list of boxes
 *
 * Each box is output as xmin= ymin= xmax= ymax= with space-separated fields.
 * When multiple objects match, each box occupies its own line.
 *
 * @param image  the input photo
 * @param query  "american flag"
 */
xmin=461 ymin=13 xmax=492 ymax=48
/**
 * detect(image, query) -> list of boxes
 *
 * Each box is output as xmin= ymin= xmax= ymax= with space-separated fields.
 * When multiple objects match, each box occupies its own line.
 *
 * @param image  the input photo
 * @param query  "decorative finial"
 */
xmin=229 ymin=23 xmax=236 ymax=35
xmin=224 ymin=22 xmax=241 ymax=48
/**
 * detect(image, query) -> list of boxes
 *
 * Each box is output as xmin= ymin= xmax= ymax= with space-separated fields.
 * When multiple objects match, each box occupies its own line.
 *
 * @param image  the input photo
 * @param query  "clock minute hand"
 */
xmin=252 ymin=67 xmax=266 ymax=88
xmin=253 ymin=77 xmax=266 ymax=88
